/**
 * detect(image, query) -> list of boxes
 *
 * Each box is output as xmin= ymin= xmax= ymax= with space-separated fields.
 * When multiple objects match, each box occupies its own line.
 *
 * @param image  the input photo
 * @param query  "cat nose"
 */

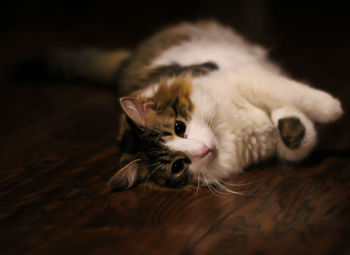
xmin=200 ymin=145 xmax=212 ymax=158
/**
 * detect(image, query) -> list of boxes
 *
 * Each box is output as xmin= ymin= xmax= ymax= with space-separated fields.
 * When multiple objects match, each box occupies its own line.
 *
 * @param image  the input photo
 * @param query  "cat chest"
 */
xmin=230 ymin=111 xmax=277 ymax=167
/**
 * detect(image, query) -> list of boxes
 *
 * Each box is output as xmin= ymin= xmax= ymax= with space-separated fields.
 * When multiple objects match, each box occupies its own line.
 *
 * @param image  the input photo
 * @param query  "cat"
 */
xmin=52 ymin=21 xmax=343 ymax=191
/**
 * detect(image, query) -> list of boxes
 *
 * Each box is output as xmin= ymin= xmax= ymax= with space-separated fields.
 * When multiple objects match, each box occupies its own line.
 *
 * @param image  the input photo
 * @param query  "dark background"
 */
xmin=1 ymin=1 xmax=349 ymax=255
xmin=1 ymin=1 xmax=349 ymax=88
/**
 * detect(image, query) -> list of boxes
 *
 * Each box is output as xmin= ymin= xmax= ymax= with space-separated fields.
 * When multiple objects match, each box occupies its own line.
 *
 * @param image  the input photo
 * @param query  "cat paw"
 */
xmin=271 ymin=107 xmax=317 ymax=161
xmin=318 ymin=96 xmax=343 ymax=123
xmin=305 ymin=92 xmax=343 ymax=123
xmin=278 ymin=117 xmax=305 ymax=149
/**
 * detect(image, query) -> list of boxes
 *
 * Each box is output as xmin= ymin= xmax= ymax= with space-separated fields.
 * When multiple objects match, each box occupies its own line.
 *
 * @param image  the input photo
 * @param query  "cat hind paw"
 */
xmin=271 ymin=107 xmax=317 ymax=162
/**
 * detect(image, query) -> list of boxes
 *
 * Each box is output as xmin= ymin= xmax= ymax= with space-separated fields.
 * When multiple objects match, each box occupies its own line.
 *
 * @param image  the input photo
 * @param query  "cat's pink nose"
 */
xmin=200 ymin=145 xmax=212 ymax=158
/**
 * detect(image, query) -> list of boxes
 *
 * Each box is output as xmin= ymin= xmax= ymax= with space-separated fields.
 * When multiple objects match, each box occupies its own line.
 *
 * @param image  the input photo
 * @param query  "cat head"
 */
xmin=108 ymin=77 xmax=221 ymax=190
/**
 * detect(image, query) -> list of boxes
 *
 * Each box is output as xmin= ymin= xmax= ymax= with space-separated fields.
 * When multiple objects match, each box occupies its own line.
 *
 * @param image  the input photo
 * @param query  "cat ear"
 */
xmin=107 ymin=159 xmax=141 ymax=190
xmin=120 ymin=97 xmax=154 ymax=127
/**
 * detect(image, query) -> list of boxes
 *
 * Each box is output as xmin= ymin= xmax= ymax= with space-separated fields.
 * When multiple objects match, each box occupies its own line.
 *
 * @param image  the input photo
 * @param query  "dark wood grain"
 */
xmin=1 ymin=2 xmax=350 ymax=255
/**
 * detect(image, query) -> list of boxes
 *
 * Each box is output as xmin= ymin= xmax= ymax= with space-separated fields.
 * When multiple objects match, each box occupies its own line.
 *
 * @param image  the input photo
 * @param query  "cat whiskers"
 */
xmin=219 ymin=178 xmax=255 ymax=187
xmin=195 ymin=173 xmax=200 ymax=197
xmin=205 ymin=171 xmax=250 ymax=196
xmin=202 ymin=172 xmax=223 ymax=196
xmin=194 ymin=167 xmax=205 ymax=197
xmin=203 ymin=176 xmax=216 ymax=195
xmin=213 ymin=181 xmax=246 ymax=196
xmin=143 ymin=163 xmax=163 ymax=190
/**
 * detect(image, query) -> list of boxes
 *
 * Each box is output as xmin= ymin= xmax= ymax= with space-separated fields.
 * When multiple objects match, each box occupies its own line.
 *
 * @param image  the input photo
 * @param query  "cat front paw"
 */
xmin=305 ymin=92 xmax=343 ymax=123
xmin=317 ymin=96 xmax=343 ymax=123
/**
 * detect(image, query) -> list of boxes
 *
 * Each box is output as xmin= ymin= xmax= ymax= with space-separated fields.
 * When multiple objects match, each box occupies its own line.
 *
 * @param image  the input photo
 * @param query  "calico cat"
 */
xmin=53 ymin=21 xmax=343 ymax=191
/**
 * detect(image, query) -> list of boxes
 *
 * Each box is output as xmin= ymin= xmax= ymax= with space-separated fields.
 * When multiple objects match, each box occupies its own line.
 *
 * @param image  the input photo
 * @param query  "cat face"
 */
xmin=108 ymin=78 xmax=219 ymax=190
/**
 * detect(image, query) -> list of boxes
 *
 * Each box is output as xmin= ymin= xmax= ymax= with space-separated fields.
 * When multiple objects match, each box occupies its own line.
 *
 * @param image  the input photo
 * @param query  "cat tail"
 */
xmin=10 ymin=48 xmax=131 ymax=88
xmin=51 ymin=49 xmax=131 ymax=85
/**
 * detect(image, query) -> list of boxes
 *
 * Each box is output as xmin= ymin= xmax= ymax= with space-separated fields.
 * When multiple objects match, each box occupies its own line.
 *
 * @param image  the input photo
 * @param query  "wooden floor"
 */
xmin=1 ymin=2 xmax=350 ymax=255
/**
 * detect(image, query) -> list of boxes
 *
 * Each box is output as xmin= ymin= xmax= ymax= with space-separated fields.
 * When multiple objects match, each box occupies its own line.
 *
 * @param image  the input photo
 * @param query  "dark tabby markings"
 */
xmin=278 ymin=117 xmax=306 ymax=149
xmin=147 ymin=61 xmax=219 ymax=83
xmin=115 ymin=78 xmax=195 ymax=189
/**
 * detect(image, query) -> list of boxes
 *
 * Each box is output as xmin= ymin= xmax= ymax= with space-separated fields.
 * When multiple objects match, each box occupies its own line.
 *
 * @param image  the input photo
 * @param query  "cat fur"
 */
xmin=52 ymin=21 xmax=343 ymax=190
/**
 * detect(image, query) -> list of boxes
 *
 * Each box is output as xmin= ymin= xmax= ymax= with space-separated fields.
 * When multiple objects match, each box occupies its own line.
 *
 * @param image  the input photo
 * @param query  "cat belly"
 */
xmin=223 ymin=98 xmax=277 ymax=169
xmin=230 ymin=111 xmax=277 ymax=169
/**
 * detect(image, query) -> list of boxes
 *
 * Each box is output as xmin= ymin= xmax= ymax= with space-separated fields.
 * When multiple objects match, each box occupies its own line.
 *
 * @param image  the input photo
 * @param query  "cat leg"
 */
xmin=270 ymin=106 xmax=317 ymax=161
xmin=236 ymin=71 xmax=343 ymax=123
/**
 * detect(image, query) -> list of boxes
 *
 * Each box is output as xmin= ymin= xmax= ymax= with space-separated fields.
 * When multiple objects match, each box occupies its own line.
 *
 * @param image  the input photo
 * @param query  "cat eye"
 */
xmin=171 ymin=159 xmax=185 ymax=174
xmin=174 ymin=120 xmax=186 ymax=138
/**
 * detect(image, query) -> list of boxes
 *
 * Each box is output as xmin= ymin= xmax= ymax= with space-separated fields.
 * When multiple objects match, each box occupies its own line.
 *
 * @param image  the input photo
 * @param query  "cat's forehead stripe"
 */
xmin=152 ymin=78 xmax=194 ymax=120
